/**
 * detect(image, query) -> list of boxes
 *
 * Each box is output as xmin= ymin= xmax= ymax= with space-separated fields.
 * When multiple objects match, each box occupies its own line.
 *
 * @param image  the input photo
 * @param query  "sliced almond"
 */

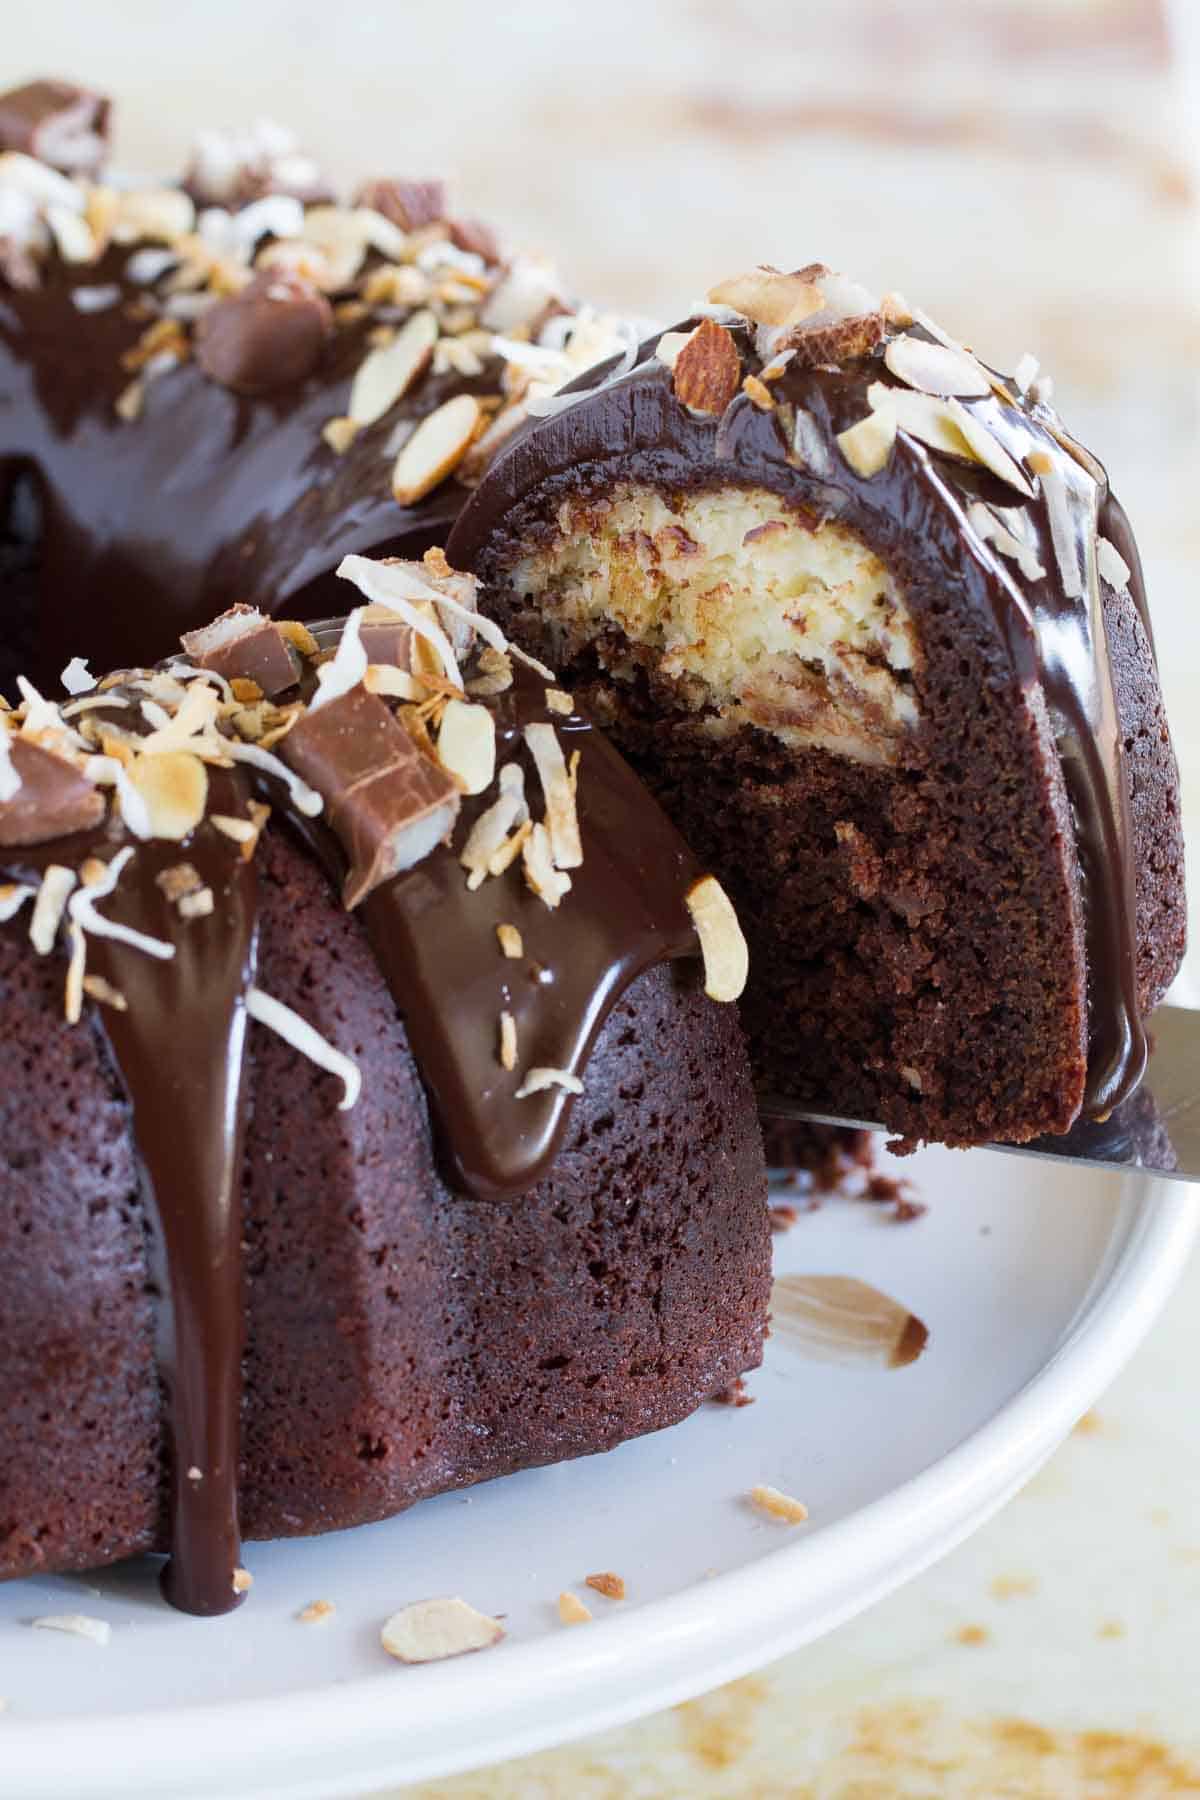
xmin=685 ymin=875 xmax=748 ymax=1002
xmin=867 ymin=384 xmax=1033 ymax=496
xmin=498 ymin=1010 xmax=518 ymax=1071
xmin=522 ymin=820 xmax=572 ymax=908
xmin=524 ymin=723 xmax=582 ymax=870
xmin=672 ymin=318 xmax=741 ymax=416
xmin=836 ymin=405 xmax=896 ymax=478
xmin=435 ymin=699 xmax=495 ymax=795
xmin=349 ymin=308 xmax=439 ymax=428
xmin=496 ymin=922 xmax=523 ymax=959
xmin=945 ymin=400 xmax=1034 ymax=498
xmin=558 ymin=1592 xmax=592 ymax=1626
xmin=297 ymin=1599 xmax=336 ymax=1624
xmin=380 ymin=1597 xmax=504 ymax=1664
xmin=749 ymin=1484 xmax=809 ymax=1525
xmin=127 ymin=751 xmax=208 ymax=841
xmin=883 ymin=335 xmax=992 ymax=398
xmin=392 ymin=394 xmax=481 ymax=505
xmin=706 ymin=267 xmax=825 ymax=329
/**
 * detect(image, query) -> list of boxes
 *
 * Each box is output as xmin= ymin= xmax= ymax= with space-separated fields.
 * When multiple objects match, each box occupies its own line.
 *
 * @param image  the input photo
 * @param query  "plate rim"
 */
xmin=6 ymin=1169 xmax=1197 ymax=1799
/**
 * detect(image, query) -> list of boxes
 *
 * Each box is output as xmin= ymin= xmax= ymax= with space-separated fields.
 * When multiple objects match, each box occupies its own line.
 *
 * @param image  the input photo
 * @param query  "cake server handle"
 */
xmin=759 ymin=1004 xmax=1200 ymax=1184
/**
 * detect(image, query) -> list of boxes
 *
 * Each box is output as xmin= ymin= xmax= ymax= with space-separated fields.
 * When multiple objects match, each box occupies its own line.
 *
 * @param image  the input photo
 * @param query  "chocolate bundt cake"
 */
xmin=448 ymin=264 xmax=1187 ymax=1147
xmin=0 ymin=79 xmax=637 ymax=689
xmin=0 ymin=552 xmax=768 ymax=1614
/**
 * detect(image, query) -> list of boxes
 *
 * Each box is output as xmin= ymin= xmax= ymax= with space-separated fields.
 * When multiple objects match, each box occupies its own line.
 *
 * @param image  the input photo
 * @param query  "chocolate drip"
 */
xmin=448 ymin=325 xmax=1155 ymax=1120
xmin=1 ymin=653 xmax=707 ymax=1605
xmin=0 ymin=251 xmax=493 ymax=683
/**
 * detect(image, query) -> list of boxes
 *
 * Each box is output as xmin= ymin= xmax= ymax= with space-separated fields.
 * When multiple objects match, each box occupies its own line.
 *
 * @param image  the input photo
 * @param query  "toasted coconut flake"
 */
xmin=685 ymin=875 xmax=748 ymax=1002
xmin=0 ymin=883 xmax=35 ymax=924
xmin=488 ymin=817 xmax=532 ymax=878
xmin=337 ymin=556 xmax=462 ymax=686
xmin=496 ymin=922 xmax=523 ymax=959
xmin=466 ymin=646 xmax=514 ymax=697
xmin=221 ymin=739 xmax=323 ymax=816
xmin=246 ymin=985 xmax=360 ymax=1109
xmin=836 ymin=405 xmax=896 ymax=478
xmin=391 ymin=394 xmax=481 ymax=505
xmin=298 ymin=1599 xmax=336 ymax=1624
xmin=309 ymin=607 xmax=367 ymax=713
xmin=60 ymin=657 xmax=96 ymax=696
xmin=436 ymin=699 xmax=496 ymax=795
xmin=155 ymin=861 xmax=203 ymax=903
xmin=515 ymin=1064 xmax=584 ymax=1100
xmin=966 ymin=502 xmax=1046 ymax=583
xmin=349 ymin=307 xmax=438 ymax=427
xmin=380 ymin=1596 xmax=505 ymax=1664
xmin=498 ymin=1010 xmax=518 ymax=1071
xmin=127 ymin=750 xmax=209 ymax=840
xmin=364 ymin=663 xmax=424 ymax=701
xmin=275 ymin=620 xmax=319 ymax=659
xmin=706 ymin=267 xmax=824 ymax=329
xmin=1097 ymin=536 xmax=1132 ymax=590
xmin=321 ymin=416 xmax=359 ymax=455
xmin=655 ymin=328 xmax=696 ymax=371
xmin=81 ymin=974 xmax=127 ymax=1011
xmin=586 ymin=1572 xmax=626 ymax=1601
xmin=31 ymin=1613 xmax=111 ymax=1647
xmin=211 ymin=802 xmax=270 ymax=859
xmin=742 ymin=373 xmax=774 ymax=410
xmin=749 ymin=1484 xmax=809 ymax=1525
xmin=69 ymin=849 xmax=175 ymax=961
xmin=558 ymin=1592 xmax=592 ymax=1626
xmin=114 ymin=377 xmax=144 ymax=422
xmin=884 ymin=334 xmax=991 ymax=398
xmin=524 ymin=723 xmax=582 ymax=869
xmin=522 ymin=820 xmax=572 ymax=907
xmin=544 ymin=688 xmax=573 ymax=716
xmin=29 ymin=865 xmax=77 ymax=955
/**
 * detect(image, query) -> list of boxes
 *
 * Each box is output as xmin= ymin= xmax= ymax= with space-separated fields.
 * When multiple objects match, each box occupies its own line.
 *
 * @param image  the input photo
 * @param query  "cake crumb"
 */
xmin=954 ymin=1623 xmax=990 ymax=1647
xmin=769 ymin=1203 xmax=800 ymax=1233
xmin=558 ymin=1591 xmax=592 ymax=1625
xmin=31 ymin=1613 xmax=111 ymax=1646
xmin=1098 ymin=1618 xmax=1126 ymax=1639
xmin=381 ymin=1596 xmax=504 ymax=1662
xmin=749 ymin=1484 xmax=808 ymax=1525
xmin=711 ymin=1376 xmax=754 ymax=1408
xmin=496 ymin=922 xmax=523 ymax=959
xmin=585 ymin=1572 xmax=626 ymax=1602
xmin=298 ymin=1599 xmax=336 ymax=1624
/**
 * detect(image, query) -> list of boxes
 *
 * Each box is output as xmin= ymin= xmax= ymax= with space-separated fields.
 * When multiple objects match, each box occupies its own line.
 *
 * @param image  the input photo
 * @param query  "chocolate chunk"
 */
xmin=181 ymin=605 xmax=302 ymax=696
xmin=194 ymin=273 xmax=333 ymax=397
xmin=0 ymin=739 xmax=105 ymax=847
xmin=355 ymin=178 xmax=446 ymax=233
xmin=449 ymin=218 xmax=501 ymax=265
xmin=358 ymin=605 xmax=415 ymax=670
xmin=0 ymin=79 xmax=111 ymax=174
xmin=282 ymin=686 xmax=460 ymax=908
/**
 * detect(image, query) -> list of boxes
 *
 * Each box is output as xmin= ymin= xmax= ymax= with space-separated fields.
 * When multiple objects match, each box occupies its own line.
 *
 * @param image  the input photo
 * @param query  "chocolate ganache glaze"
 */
xmin=0 ymin=585 xmax=732 ymax=1613
xmin=448 ymin=302 xmax=1164 ymax=1122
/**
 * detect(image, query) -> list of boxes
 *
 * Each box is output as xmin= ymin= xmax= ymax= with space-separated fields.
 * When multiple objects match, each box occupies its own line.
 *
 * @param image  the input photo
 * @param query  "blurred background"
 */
xmin=9 ymin=2 xmax=1200 ymax=1792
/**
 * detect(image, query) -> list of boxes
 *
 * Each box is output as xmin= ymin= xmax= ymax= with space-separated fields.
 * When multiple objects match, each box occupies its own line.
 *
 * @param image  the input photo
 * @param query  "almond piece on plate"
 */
xmin=558 ymin=1591 xmax=592 ymax=1626
xmin=380 ymin=1597 xmax=505 ymax=1664
xmin=749 ymin=1484 xmax=809 ymax=1524
xmin=392 ymin=393 xmax=481 ymax=504
xmin=672 ymin=318 xmax=740 ymax=416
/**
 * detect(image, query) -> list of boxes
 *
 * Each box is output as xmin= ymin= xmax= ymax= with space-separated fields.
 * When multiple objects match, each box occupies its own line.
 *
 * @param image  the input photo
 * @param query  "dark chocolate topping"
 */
xmin=0 ymin=248 xmax=495 ymax=682
xmin=1 ymin=627 xmax=709 ymax=1611
xmin=447 ymin=314 xmax=1153 ymax=1120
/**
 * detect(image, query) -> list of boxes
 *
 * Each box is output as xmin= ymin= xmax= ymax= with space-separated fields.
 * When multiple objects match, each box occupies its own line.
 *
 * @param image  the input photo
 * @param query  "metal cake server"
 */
xmin=761 ymin=1004 xmax=1200 ymax=1182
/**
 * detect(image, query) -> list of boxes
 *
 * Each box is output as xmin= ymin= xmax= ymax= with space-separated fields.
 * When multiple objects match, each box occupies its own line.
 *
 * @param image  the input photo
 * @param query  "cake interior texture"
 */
xmin=474 ymin=466 xmax=1185 ymax=1148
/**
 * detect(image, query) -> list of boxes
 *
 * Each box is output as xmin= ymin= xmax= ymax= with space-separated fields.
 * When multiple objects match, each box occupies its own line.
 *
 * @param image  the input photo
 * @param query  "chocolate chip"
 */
xmin=281 ymin=686 xmax=461 ymax=908
xmin=194 ymin=273 xmax=333 ymax=397
xmin=0 ymin=79 xmax=111 ymax=174
xmin=0 ymin=740 xmax=105 ymax=848
xmin=180 ymin=606 xmax=302 ymax=697
xmin=355 ymin=178 xmax=446 ymax=233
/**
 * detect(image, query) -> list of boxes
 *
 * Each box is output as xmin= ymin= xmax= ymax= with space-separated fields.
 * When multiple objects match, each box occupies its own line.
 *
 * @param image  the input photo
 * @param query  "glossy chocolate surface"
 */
xmin=448 ymin=321 xmax=1152 ymax=1120
xmin=1 ymin=645 xmax=706 ymax=1611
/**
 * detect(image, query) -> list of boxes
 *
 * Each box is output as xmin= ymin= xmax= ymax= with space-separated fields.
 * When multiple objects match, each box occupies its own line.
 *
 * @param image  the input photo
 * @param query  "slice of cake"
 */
xmin=448 ymin=265 xmax=1187 ymax=1147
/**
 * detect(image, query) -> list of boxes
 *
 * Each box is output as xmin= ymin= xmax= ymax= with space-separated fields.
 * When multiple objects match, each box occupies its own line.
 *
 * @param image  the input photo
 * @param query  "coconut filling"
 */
xmin=507 ymin=484 xmax=919 ymax=765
